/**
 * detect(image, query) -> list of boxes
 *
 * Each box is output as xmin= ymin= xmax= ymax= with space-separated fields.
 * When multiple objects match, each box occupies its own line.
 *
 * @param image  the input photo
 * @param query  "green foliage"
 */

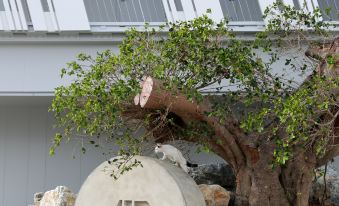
xmin=263 ymin=1 xmax=330 ymax=35
xmin=51 ymin=3 xmax=338 ymax=173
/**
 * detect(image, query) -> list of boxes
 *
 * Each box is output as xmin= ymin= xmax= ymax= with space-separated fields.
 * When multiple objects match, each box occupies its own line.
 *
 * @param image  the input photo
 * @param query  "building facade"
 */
xmin=0 ymin=0 xmax=337 ymax=205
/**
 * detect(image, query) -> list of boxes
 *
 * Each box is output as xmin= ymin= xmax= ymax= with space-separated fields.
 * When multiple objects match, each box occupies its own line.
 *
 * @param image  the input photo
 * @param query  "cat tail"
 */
xmin=186 ymin=161 xmax=198 ymax=167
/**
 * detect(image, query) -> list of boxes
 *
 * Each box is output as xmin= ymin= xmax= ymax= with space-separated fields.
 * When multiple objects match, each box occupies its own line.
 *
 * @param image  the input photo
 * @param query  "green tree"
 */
xmin=51 ymin=3 xmax=338 ymax=206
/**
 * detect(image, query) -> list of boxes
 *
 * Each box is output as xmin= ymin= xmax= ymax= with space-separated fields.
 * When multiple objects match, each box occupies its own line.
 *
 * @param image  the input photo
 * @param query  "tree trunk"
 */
xmin=213 ymin=142 xmax=316 ymax=206
xmin=134 ymin=76 xmax=332 ymax=206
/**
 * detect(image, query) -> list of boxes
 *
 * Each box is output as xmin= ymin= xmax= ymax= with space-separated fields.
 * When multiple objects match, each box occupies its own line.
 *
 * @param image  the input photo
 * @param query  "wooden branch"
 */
xmin=136 ymin=77 xmax=208 ymax=122
xmin=305 ymin=38 xmax=339 ymax=166
xmin=305 ymin=37 xmax=339 ymax=79
xmin=316 ymin=144 xmax=339 ymax=167
xmin=134 ymin=77 xmax=251 ymax=170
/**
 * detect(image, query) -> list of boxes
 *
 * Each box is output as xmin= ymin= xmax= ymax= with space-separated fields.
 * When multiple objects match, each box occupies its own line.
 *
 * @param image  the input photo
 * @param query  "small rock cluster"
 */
xmin=34 ymin=186 xmax=76 ymax=206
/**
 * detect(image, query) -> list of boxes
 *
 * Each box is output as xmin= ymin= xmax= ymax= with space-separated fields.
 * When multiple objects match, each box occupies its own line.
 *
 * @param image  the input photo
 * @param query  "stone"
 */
xmin=310 ymin=165 xmax=339 ymax=206
xmin=190 ymin=163 xmax=235 ymax=191
xmin=34 ymin=192 xmax=44 ymax=206
xmin=39 ymin=186 xmax=76 ymax=206
xmin=75 ymin=156 xmax=205 ymax=206
xmin=199 ymin=184 xmax=231 ymax=206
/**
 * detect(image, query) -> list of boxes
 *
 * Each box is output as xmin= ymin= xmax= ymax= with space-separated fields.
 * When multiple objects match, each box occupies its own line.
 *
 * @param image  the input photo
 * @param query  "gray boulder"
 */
xmin=190 ymin=163 xmax=235 ymax=191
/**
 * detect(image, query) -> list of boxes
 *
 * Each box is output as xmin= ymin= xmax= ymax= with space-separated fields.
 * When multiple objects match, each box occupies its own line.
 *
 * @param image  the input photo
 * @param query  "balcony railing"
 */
xmin=0 ymin=0 xmax=336 ymax=32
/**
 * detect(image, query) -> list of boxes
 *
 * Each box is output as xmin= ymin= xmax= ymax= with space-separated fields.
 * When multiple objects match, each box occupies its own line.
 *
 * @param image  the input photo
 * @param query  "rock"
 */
xmin=310 ymin=165 xmax=339 ymax=206
xmin=39 ymin=186 xmax=76 ymax=206
xmin=76 ymin=156 xmax=205 ymax=206
xmin=191 ymin=163 xmax=235 ymax=191
xmin=199 ymin=184 xmax=231 ymax=206
xmin=34 ymin=192 xmax=44 ymax=206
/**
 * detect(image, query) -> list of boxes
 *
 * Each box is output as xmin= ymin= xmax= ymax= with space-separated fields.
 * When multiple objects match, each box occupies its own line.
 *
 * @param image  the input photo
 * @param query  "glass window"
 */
xmin=40 ymin=0 xmax=49 ymax=12
xmin=0 ymin=0 xmax=5 ymax=11
xmin=174 ymin=0 xmax=183 ymax=11
xmin=219 ymin=0 xmax=263 ymax=21
xmin=21 ymin=0 xmax=32 ymax=23
xmin=83 ymin=0 xmax=167 ymax=22
xmin=293 ymin=0 xmax=301 ymax=9
xmin=317 ymin=0 xmax=339 ymax=21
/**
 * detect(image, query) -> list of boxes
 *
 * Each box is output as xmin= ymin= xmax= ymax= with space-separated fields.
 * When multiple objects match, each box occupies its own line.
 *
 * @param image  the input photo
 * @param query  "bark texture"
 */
xmin=133 ymin=38 xmax=339 ymax=206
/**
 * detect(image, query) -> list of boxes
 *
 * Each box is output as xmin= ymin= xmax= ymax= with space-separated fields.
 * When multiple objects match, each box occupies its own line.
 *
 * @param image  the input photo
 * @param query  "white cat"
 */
xmin=154 ymin=143 xmax=198 ymax=173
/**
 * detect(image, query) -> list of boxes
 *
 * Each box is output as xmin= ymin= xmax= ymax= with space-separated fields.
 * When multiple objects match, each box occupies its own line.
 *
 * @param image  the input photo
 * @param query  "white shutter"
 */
xmin=167 ymin=0 xmax=181 ymax=22
xmin=15 ymin=0 xmax=28 ymax=30
xmin=53 ymin=0 xmax=90 ymax=31
xmin=2 ymin=0 xmax=15 ymax=30
xmin=181 ymin=0 xmax=196 ymax=20
xmin=258 ymin=0 xmax=277 ymax=25
xmin=0 ymin=12 xmax=4 ymax=30
xmin=282 ymin=0 xmax=295 ymax=7
xmin=193 ymin=0 xmax=224 ymax=22
xmin=9 ymin=0 xmax=23 ymax=29
xmin=46 ymin=0 xmax=58 ymax=31
xmin=302 ymin=0 xmax=320 ymax=13
xmin=26 ymin=0 xmax=47 ymax=31
xmin=258 ymin=0 xmax=276 ymax=14
xmin=162 ymin=0 xmax=174 ymax=23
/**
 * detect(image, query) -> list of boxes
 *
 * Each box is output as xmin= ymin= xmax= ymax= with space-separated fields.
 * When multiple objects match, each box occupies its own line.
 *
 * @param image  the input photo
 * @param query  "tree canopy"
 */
xmin=50 ymin=3 xmax=338 ymax=205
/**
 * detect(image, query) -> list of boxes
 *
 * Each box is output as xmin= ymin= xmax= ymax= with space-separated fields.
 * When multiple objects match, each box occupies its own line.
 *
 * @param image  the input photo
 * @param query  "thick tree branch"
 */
xmin=305 ymin=37 xmax=339 ymax=167
xmin=305 ymin=37 xmax=339 ymax=79
xmin=316 ymin=145 xmax=339 ymax=167
xmin=134 ymin=77 xmax=252 ymax=170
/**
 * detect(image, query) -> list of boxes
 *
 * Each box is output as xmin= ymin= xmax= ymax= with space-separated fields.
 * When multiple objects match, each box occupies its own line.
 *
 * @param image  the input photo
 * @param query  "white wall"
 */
xmin=0 ymin=42 xmax=118 ymax=93
xmin=0 ymin=98 xmax=108 ymax=206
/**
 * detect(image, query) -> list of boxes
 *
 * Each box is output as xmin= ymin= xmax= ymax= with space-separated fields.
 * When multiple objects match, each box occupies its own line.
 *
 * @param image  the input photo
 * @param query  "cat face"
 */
xmin=154 ymin=143 xmax=162 ymax=153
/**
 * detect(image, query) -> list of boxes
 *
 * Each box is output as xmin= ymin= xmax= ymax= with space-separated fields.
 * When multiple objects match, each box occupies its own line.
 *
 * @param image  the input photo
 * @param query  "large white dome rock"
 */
xmin=75 ymin=156 xmax=206 ymax=206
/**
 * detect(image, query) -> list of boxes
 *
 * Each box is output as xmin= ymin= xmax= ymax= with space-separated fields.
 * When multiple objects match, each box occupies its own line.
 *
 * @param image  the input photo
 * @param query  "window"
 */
xmin=317 ymin=0 xmax=339 ymax=21
xmin=117 ymin=200 xmax=150 ymax=206
xmin=21 ymin=0 xmax=32 ymax=23
xmin=40 ymin=0 xmax=49 ymax=12
xmin=135 ymin=201 xmax=151 ymax=206
xmin=124 ymin=200 xmax=132 ymax=206
xmin=83 ymin=0 xmax=167 ymax=23
xmin=293 ymin=0 xmax=301 ymax=9
xmin=174 ymin=0 xmax=183 ymax=11
xmin=0 ymin=0 xmax=4 ymax=11
xmin=219 ymin=0 xmax=263 ymax=21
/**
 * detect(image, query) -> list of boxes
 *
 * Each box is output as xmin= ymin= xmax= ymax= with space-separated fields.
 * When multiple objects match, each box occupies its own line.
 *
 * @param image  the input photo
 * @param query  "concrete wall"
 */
xmin=0 ymin=42 xmax=118 ymax=93
xmin=0 ymin=98 xmax=107 ymax=206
